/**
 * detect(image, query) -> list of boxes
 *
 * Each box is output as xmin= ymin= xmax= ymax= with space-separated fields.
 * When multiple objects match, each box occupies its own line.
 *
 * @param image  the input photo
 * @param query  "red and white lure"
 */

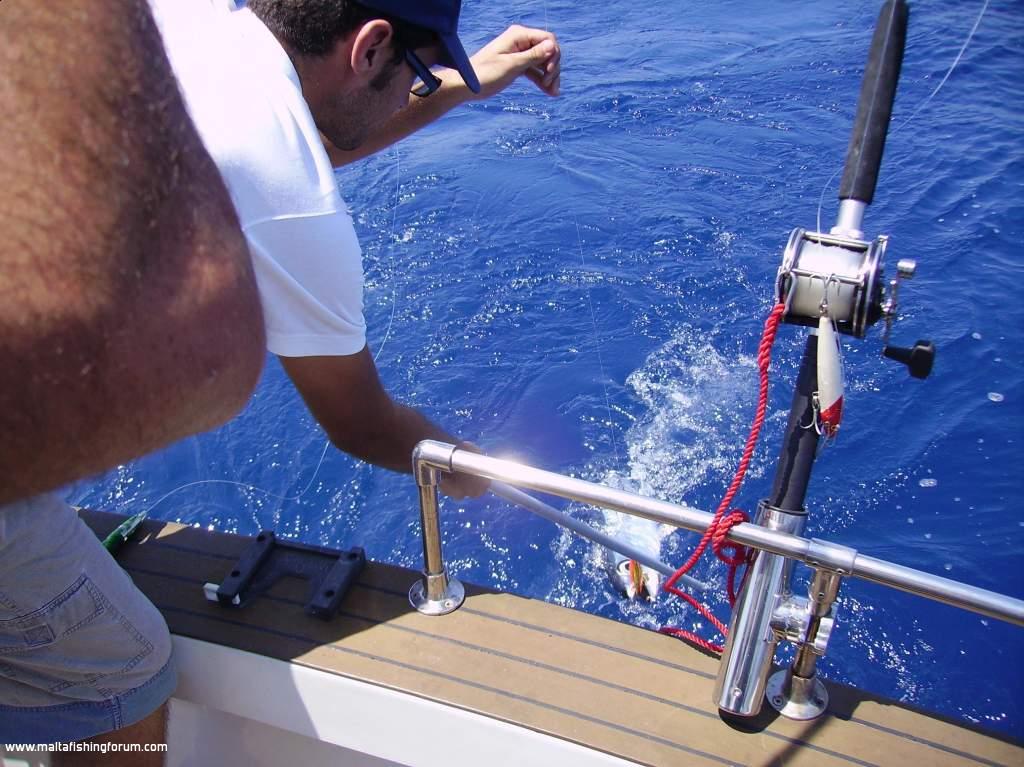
xmin=815 ymin=311 xmax=845 ymax=440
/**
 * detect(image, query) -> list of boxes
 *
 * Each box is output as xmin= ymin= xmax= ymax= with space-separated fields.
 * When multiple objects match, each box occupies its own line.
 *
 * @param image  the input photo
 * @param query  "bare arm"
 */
xmin=0 ymin=0 xmax=265 ymax=504
xmin=324 ymin=25 xmax=562 ymax=167
xmin=280 ymin=349 xmax=487 ymax=499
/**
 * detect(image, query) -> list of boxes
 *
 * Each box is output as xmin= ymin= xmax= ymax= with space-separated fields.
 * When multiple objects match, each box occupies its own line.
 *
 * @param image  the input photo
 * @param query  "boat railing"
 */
xmin=408 ymin=439 xmax=1024 ymax=720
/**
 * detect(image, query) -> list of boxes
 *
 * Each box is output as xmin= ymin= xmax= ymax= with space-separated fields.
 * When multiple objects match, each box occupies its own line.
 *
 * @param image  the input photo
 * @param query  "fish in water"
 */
xmin=598 ymin=485 xmax=670 ymax=601
xmin=490 ymin=479 xmax=688 ymax=602
xmin=607 ymin=555 xmax=661 ymax=601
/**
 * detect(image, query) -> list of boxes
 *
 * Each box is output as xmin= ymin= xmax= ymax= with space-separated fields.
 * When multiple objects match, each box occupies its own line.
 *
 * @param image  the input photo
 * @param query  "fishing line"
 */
xmin=372 ymin=146 xmax=404 ymax=365
xmin=138 ymin=439 xmax=332 ymax=518
xmin=540 ymin=0 xmax=622 ymax=465
xmin=122 ymin=143 xmax=410 ymax=522
xmin=574 ymin=216 xmax=623 ymax=465
xmin=816 ymin=0 xmax=990 ymax=233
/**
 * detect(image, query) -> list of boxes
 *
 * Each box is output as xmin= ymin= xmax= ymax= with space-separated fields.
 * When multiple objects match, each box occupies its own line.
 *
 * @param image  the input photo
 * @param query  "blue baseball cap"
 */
xmin=358 ymin=0 xmax=480 ymax=93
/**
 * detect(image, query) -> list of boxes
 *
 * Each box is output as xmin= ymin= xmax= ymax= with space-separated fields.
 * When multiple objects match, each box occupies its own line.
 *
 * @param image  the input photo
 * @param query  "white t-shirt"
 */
xmin=149 ymin=0 xmax=367 ymax=356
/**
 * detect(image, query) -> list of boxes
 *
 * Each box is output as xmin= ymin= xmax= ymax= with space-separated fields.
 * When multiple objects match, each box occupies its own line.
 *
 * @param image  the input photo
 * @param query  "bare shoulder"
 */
xmin=0 ymin=0 xmax=266 ymax=504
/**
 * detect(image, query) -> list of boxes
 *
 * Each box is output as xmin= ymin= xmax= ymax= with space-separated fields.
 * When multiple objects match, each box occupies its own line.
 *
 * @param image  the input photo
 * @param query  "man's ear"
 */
xmin=350 ymin=19 xmax=395 ymax=79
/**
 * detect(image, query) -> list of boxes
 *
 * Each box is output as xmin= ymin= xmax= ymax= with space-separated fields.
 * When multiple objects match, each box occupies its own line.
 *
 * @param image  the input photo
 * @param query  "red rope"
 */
xmin=660 ymin=303 xmax=787 ymax=653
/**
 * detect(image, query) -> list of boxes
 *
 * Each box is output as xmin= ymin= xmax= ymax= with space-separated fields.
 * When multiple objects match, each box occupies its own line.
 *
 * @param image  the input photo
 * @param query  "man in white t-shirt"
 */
xmin=152 ymin=0 xmax=561 ymax=499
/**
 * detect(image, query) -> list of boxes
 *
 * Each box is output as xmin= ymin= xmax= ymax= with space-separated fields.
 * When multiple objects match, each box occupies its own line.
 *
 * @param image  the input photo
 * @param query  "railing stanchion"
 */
xmin=409 ymin=442 xmax=465 ymax=615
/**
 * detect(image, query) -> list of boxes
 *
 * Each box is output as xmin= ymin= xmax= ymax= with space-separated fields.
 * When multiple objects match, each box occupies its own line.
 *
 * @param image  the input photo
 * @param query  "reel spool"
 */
xmin=775 ymin=229 xmax=887 ymax=338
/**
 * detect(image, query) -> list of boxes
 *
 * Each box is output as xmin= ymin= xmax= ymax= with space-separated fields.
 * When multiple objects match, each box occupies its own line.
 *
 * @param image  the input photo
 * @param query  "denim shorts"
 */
xmin=0 ymin=493 xmax=176 ymax=745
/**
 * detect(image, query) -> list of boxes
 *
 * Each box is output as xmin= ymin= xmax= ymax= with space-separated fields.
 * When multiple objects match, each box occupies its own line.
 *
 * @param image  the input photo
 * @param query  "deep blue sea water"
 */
xmin=76 ymin=0 xmax=1023 ymax=738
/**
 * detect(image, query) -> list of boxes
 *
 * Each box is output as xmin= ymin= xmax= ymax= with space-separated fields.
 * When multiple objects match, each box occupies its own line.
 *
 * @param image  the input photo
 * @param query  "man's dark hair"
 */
xmin=248 ymin=0 xmax=436 ymax=60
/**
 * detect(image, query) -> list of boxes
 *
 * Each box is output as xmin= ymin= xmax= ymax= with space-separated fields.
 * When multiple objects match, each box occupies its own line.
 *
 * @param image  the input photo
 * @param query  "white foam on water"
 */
xmin=616 ymin=327 xmax=763 ymax=505
xmin=549 ymin=324 xmax=767 ymax=615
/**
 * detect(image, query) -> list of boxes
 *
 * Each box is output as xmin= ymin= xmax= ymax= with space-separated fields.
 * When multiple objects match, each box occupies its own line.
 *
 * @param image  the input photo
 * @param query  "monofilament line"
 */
xmin=373 ymin=146 xmax=403 ymax=364
xmin=139 ymin=438 xmax=332 ymax=518
xmin=816 ymin=0 xmax=990 ymax=233
xmin=575 ymin=216 xmax=622 ymax=466
xmin=541 ymin=0 xmax=621 ymax=466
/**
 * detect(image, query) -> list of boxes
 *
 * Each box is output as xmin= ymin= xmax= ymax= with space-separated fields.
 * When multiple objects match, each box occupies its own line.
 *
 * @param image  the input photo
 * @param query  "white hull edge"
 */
xmin=168 ymin=634 xmax=640 ymax=767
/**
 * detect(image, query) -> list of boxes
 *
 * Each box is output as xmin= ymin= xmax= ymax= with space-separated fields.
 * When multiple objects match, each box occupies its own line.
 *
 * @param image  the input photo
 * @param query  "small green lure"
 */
xmin=101 ymin=510 xmax=148 ymax=554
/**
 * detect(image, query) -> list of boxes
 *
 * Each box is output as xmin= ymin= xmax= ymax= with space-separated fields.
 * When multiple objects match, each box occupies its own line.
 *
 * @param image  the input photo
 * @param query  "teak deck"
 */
xmin=81 ymin=510 xmax=1021 ymax=767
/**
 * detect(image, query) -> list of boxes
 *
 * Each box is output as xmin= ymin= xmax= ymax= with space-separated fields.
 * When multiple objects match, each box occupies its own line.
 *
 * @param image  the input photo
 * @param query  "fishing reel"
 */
xmin=774 ymin=226 xmax=934 ymax=379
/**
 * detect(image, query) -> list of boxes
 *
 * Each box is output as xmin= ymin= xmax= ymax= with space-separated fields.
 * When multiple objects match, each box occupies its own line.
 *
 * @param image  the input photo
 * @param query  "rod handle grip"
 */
xmin=839 ymin=0 xmax=909 ymax=205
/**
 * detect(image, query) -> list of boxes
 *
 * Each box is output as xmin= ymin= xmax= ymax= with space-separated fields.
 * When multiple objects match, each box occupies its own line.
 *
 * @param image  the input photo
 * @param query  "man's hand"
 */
xmin=467 ymin=25 xmax=561 ymax=100
xmin=439 ymin=441 xmax=492 ymax=500
xmin=322 ymin=25 xmax=561 ymax=166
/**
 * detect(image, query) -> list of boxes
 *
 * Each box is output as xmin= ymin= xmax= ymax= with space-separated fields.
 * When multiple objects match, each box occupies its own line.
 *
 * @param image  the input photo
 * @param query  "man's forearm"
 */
xmin=280 ymin=350 xmax=458 ymax=474
xmin=319 ymin=393 xmax=456 ymax=474
xmin=0 ymin=0 xmax=265 ymax=504
xmin=371 ymin=401 xmax=459 ymax=473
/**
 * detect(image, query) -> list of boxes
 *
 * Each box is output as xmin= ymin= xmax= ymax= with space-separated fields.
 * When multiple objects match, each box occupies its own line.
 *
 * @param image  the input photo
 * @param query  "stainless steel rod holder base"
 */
xmin=409 ymin=573 xmax=465 ymax=616
xmin=766 ymin=670 xmax=829 ymax=721
xmin=714 ymin=502 xmax=807 ymax=717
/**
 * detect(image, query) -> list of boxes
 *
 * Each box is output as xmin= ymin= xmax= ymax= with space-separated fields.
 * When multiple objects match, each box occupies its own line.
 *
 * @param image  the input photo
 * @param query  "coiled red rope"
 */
xmin=660 ymin=303 xmax=787 ymax=653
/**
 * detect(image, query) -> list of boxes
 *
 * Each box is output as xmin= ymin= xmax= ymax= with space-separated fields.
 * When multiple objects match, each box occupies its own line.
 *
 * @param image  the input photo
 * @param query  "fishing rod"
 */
xmin=714 ymin=0 xmax=936 ymax=720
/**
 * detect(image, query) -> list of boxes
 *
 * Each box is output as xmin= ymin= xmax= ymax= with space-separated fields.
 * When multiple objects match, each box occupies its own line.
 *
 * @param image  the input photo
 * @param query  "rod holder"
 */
xmin=714 ymin=502 xmax=806 ymax=717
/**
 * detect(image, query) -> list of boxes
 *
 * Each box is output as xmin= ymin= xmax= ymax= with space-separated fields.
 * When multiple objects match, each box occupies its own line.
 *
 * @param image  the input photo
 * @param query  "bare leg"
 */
xmin=53 ymin=704 xmax=168 ymax=767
